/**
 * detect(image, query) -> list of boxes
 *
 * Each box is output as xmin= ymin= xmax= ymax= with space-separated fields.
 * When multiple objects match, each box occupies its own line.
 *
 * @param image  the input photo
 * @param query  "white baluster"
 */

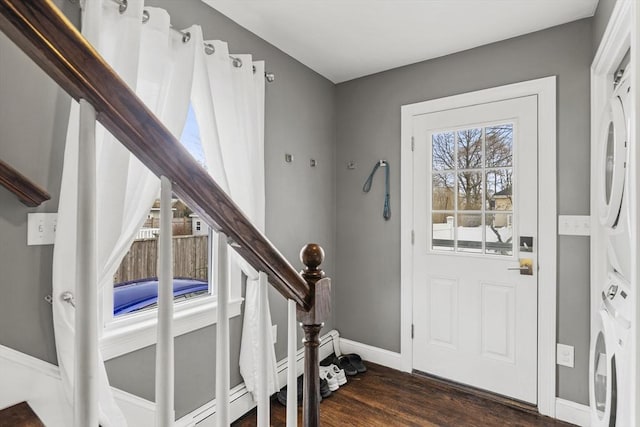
xmin=286 ymin=299 xmax=298 ymax=427
xmin=216 ymin=233 xmax=230 ymax=426
xmin=257 ymin=272 xmax=270 ymax=427
xmin=156 ymin=176 xmax=175 ymax=426
xmin=75 ymin=99 xmax=98 ymax=427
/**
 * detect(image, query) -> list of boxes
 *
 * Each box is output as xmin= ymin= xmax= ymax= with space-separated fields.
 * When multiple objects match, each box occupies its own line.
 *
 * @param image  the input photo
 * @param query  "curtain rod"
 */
xmin=69 ymin=0 xmax=275 ymax=81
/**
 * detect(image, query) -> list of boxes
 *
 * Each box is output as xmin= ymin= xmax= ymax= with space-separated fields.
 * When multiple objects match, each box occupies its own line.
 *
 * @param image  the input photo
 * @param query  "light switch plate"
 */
xmin=272 ymin=324 xmax=277 ymax=344
xmin=558 ymin=215 xmax=591 ymax=236
xmin=27 ymin=213 xmax=58 ymax=245
xmin=557 ymin=343 xmax=574 ymax=368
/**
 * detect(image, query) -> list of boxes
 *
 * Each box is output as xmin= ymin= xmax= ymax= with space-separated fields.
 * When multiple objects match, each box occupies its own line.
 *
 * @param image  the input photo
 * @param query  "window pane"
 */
xmin=457 ymin=172 xmax=483 ymax=210
xmin=432 ymin=213 xmax=455 ymax=251
xmin=486 ymin=124 xmax=513 ymax=167
xmin=113 ymin=198 xmax=211 ymax=316
xmin=180 ymin=104 xmax=207 ymax=169
xmin=432 ymin=131 xmax=455 ymax=171
xmin=457 ymin=213 xmax=482 ymax=253
xmin=112 ymin=105 xmax=214 ymax=317
xmin=486 ymin=213 xmax=513 ymax=256
xmin=457 ymin=128 xmax=482 ymax=169
xmin=432 ymin=173 xmax=455 ymax=210
xmin=485 ymin=169 xmax=513 ymax=210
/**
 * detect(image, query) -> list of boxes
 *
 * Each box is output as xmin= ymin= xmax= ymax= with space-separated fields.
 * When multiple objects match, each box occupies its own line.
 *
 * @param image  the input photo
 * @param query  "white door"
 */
xmin=411 ymin=95 xmax=538 ymax=404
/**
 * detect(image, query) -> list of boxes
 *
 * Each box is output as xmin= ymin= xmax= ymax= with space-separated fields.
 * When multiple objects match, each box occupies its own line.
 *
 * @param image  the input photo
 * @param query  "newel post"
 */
xmin=298 ymin=244 xmax=331 ymax=427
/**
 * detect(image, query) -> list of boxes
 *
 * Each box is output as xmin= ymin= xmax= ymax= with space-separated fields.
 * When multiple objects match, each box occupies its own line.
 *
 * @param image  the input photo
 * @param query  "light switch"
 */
xmin=558 ymin=215 xmax=590 ymax=236
xmin=272 ymin=324 xmax=278 ymax=344
xmin=27 ymin=213 xmax=58 ymax=245
xmin=557 ymin=343 xmax=574 ymax=368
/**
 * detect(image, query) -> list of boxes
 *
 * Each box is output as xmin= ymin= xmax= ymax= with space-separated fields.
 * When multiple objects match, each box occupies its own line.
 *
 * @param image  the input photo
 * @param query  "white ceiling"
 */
xmin=203 ymin=0 xmax=599 ymax=83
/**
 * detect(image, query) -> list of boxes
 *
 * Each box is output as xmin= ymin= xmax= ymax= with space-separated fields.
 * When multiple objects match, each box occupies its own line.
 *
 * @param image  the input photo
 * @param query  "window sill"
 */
xmin=100 ymin=296 xmax=243 ymax=361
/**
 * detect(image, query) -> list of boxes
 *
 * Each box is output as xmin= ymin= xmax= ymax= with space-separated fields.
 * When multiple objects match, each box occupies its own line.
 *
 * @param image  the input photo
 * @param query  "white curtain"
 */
xmin=191 ymin=40 xmax=278 ymax=398
xmin=52 ymin=1 xmax=196 ymax=425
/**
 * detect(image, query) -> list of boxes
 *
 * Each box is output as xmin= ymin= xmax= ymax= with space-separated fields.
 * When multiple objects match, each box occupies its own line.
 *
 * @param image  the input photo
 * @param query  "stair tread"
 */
xmin=0 ymin=402 xmax=45 ymax=427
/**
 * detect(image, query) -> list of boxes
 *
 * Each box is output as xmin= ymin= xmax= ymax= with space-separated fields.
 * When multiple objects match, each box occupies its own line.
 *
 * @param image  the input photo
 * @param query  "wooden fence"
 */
xmin=114 ymin=235 xmax=208 ymax=284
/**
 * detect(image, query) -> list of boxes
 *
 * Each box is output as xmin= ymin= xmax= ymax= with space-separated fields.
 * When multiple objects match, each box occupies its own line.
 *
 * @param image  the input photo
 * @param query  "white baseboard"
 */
xmin=555 ymin=398 xmax=591 ymax=426
xmin=337 ymin=337 xmax=405 ymax=371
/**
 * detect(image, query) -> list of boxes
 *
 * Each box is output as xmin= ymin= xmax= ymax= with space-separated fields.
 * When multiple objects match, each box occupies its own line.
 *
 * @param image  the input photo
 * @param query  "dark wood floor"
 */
xmin=233 ymin=362 xmax=574 ymax=427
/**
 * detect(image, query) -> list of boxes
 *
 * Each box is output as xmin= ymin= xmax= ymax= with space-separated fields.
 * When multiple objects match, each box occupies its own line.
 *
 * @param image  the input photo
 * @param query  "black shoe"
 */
xmin=276 ymin=376 xmax=304 ymax=407
xmin=335 ymin=356 xmax=358 ymax=376
xmin=320 ymin=378 xmax=332 ymax=399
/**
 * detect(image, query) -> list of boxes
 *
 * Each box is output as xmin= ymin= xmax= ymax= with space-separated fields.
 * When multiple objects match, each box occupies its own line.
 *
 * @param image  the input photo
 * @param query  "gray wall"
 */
xmin=0 ymin=0 xmax=336 ymax=419
xmin=0 ymin=0 xmax=78 ymax=365
xmin=593 ymin=0 xmax=618 ymax=55
xmin=334 ymin=19 xmax=593 ymax=405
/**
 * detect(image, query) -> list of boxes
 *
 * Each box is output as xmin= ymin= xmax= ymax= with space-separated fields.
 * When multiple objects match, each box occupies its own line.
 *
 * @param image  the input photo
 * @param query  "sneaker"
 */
xmin=320 ymin=377 xmax=332 ymax=398
xmin=319 ymin=366 xmax=340 ymax=391
xmin=327 ymin=364 xmax=347 ymax=386
xmin=335 ymin=356 xmax=358 ymax=376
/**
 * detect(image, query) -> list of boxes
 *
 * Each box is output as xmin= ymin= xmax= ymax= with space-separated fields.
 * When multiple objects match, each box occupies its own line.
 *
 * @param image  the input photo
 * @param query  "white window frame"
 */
xmin=100 ymin=229 xmax=243 ymax=361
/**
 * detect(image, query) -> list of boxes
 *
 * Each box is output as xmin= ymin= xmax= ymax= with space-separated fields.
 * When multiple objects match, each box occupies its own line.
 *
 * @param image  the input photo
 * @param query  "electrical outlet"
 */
xmin=272 ymin=324 xmax=277 ymax=344
xmin=27 ymin=213 xmax=58 ymax=245
xmin=557 ymin=343 xmax=574 ymax=368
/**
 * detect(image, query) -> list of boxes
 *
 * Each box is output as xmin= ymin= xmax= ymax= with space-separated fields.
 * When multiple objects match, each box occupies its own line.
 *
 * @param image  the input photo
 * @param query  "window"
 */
xmin=100 ymin=106 xmax=242 ymax=360
xmin=431 ymin=124 xmax=514 ymax=256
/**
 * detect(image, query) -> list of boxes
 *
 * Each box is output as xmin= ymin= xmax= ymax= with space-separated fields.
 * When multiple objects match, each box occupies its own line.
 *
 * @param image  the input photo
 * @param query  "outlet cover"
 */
xmin=557 ymin=343 xmax=574 ymax=368
xmin=27 ymin=213 xmax=58 ymax=245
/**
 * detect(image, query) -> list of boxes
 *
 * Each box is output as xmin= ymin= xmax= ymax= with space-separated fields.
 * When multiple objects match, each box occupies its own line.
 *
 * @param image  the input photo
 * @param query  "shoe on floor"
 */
xmin=325 ymin=364 xmax=347 ymax=386
xmin=276 ymin=375 xmax=304 ymax=407
xmin=320 ymin=366 xmax=340 ymax=391
xmin=344 ymin=353 xmax=367 ymax=373
xmin=320 ymin=378 xmax=332 ymax=398
xmin=335 ymin=355 xmax=358 ymax=376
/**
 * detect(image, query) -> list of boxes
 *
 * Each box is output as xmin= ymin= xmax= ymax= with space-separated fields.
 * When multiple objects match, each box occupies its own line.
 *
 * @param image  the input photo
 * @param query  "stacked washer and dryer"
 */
xmin=589 ymin=68 xmax=634 ymax=427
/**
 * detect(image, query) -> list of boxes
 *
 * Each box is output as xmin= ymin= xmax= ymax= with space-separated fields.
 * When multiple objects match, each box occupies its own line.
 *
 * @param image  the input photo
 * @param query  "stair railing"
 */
xmin=0 ymin=1 xmax=329 ymax=426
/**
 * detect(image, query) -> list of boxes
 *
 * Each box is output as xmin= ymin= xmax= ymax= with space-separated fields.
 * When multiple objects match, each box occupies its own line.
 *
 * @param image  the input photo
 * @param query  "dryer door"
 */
xmin=590 ymin=310 xmax=618 ymax=426
xmin=599 ymin=94 xmax=627 ymax=228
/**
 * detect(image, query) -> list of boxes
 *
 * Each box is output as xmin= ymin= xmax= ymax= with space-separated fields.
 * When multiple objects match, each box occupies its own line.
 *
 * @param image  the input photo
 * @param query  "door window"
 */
xmin=431 ymin=124 xmax=514 ymax=256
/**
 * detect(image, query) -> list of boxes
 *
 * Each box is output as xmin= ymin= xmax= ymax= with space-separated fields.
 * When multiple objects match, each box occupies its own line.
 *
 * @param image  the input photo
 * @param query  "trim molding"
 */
xmin=555 ymin=398 xmax=590 ymax=427
xmin=400 ymin=76 xmax=557 ymax=416
xmin=338 ymin=338 xmax=403 ymax=371
xmin=101 ymin=298 xmax=243 ymax=361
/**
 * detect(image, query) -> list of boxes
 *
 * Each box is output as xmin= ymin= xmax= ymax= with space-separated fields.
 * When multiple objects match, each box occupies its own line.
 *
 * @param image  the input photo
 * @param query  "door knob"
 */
xmin=507 ymin=258 xmax=533 ymax=275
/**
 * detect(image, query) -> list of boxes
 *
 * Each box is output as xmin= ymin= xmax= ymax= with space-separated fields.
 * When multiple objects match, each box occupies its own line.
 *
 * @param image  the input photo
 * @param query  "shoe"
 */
xmin=319 ymin=366 xmax=340 ymax=391
xmin=327 ymin=364 xmax=347 ymax=385
xmin=335 ymin=355 xmax=358 ymax=376
xmin=320 ymin=378 xmax=332 ymax=398
xmin=276 ymin=375 xmax=304 ymax=407
xmin=344 ymin=353 xmax=367 ymax=373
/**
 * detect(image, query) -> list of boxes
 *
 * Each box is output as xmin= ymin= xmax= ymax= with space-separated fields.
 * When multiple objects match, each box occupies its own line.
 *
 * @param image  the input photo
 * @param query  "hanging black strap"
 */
xmin=363 ymin=161 xmax=391 ymax=220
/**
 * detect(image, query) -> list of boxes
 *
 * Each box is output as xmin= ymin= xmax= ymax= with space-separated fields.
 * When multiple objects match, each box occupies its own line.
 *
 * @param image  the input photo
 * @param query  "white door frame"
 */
xmin=400 ymin=76 xmax=557 ymax=417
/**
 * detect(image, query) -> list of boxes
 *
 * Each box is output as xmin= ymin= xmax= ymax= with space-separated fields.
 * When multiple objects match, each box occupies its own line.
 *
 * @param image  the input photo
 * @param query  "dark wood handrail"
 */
xmin=0 ymin=0 xmax=312 ymax=310
xmin=0 ymin=158 xmax=51 ymax=207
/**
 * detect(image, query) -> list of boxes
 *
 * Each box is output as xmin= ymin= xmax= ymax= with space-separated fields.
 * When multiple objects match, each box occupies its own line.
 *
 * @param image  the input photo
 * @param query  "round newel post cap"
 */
xmin=300 ymin=243 xmax=324 ymax=275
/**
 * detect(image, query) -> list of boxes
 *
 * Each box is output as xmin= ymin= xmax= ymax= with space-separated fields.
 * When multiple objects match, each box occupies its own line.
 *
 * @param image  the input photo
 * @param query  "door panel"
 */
xmin=428 ymin=277 xmax=458 ymax=349
xmin=412 ymin=95 xmax=538 ymax=404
